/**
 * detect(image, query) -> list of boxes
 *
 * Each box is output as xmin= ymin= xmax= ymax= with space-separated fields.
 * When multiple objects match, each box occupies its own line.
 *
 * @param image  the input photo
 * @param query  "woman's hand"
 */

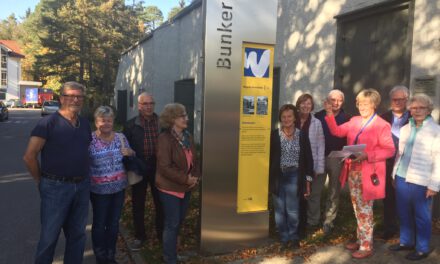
xmin=352 ymin=152 xmax=367 ymax=163
xmin=323 ymin=100 xmax=333 ymax=116
xmin=304 ymin=181 xmax=311 ymax=198
xmin=426 ymin=189 xmax=437 ymax=198
xmin=187 ymin=174 xmax=198 ymax=188
xmin=121 ymin=147 xmax=134 ymax=157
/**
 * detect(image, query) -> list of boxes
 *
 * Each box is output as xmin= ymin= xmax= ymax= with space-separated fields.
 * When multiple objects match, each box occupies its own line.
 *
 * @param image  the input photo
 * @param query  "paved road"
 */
xmin=0 ymin=109 xmax=96 ymax=264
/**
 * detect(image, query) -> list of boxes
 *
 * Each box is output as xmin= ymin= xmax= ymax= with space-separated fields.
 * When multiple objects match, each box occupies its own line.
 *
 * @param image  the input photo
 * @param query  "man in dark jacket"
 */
xmin=123 ymin=92 xmax=163 ymax=250
xmin=380 ymin=85 xmax=410 ymax=240
xmin=315 ymin=89 xmax=351 ymax=235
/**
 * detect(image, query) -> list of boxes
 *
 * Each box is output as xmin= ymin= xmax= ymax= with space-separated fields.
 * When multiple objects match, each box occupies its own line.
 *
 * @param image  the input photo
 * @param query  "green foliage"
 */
xmin=141 ymin=6 xmax=163 ymax=32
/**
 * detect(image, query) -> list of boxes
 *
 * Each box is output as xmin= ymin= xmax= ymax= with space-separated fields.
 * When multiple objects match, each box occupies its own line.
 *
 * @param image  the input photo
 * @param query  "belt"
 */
xmin=281 ymin=166 xmax=298 ymax=173
xmin=41 ymin=172 xmax=85 ymax=183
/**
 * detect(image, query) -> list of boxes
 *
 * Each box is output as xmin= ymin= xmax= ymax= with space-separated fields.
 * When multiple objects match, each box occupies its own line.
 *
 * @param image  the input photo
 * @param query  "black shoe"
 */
xmin=388 ymin=243 xmax=414 ymax=251
xmin=323 ymin=223 xmax=333 ymax=235
xmin=290 ymin=240 xmax=300 ymax=249
xmin=382 ymin=231 xmax=397 ymax=240
xmin=280 ymin=242 xmax=289 ymax=251
xmin=405 ymin=251 xmax=430 ymax=261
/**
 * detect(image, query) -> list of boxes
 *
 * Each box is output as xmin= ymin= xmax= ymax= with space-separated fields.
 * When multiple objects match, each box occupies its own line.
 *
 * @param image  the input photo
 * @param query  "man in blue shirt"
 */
xmin=380 ymin=85 xmax=410 ymax=240
xmin=315 ymin=89 xmax=351 ymax=234
xmin=23 ymin=82 xmax=92 ymax=264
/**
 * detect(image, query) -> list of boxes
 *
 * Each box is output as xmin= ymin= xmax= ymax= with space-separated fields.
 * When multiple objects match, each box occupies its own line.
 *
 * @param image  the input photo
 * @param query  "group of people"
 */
xmin=23 ymin=81 xmax=199 ymax=264
xmin=269 ymin=86 xmax=440 ymax=260
xmin=22 ymin=81 xmax=439 ymax=263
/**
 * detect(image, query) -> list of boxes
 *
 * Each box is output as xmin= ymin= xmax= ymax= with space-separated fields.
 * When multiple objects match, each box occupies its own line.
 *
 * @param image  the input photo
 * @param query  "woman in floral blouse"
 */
xmin=89 ymin=106 xmax=134 ymax=264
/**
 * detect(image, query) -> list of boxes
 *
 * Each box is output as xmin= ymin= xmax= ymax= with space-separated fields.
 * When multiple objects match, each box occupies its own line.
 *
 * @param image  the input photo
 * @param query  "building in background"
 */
xmin=0 ymin=40 xmax=25 ymax=101
xmin=114 ymin=0 xmax=440 ymax=143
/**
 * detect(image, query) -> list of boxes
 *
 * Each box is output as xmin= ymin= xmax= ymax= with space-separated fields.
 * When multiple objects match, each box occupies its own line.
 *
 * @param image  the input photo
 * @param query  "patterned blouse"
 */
xmin=89 ymin=132 xmax=128 ymax=194
xmin=279 ymin=128 xmax=301 ymax=168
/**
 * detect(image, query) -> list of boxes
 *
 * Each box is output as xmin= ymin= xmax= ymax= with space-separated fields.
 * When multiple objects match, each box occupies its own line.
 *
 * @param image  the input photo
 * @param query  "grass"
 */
xmin=120 ymin=183 xmax=400 ymax=263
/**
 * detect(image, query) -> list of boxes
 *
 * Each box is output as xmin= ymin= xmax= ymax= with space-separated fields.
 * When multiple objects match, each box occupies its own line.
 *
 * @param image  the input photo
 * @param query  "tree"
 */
xmin=141 ymin=5 xmax=163 ymax=32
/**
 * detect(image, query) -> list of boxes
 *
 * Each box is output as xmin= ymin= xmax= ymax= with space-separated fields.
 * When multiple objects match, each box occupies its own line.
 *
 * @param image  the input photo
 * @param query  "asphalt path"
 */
xmin=0 ymin=109 xmax=95 ymax=264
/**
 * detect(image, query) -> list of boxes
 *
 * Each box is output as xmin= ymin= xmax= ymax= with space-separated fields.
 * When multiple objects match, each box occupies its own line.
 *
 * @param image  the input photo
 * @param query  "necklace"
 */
xmin=282 ymin=128 xmax=294 ymax=137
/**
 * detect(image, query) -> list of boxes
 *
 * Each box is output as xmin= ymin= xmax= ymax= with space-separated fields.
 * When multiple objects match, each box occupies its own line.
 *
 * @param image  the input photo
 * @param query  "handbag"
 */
xmin=117 ymin=133 xmax=145 ymax=185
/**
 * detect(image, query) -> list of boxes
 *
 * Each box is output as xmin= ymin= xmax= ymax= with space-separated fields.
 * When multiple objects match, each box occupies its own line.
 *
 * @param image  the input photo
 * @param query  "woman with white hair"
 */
xmin=388 ymin=93 xmax=440 ymax=261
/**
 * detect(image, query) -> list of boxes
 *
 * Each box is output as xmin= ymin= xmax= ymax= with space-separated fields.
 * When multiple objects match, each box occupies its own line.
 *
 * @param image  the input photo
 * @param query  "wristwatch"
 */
xmin=306 ymin=175 xmax=313 ymax=182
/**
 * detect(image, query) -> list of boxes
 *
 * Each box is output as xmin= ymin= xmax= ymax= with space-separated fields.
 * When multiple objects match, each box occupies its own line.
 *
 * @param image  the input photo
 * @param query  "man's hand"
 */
xmin=426 ymin=189 xmax=437 ymax=198
xmin=304 ymin=181 xmax=311 ymax=198
xmin=186 ymin=174 xmax=198 ymax=189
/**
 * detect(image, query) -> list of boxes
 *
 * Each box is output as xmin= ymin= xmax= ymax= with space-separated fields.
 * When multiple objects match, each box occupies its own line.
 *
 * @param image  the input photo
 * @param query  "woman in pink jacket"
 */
xmin=323 ymin=89 xmax=395 ymax=259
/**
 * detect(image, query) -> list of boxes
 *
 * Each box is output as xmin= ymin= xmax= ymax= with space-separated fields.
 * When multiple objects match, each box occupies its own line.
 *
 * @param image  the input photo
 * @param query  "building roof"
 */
xmin=0 ymin=40 xmax=25 ymax=58
xmin=122 ymin=0 xmax=202 ymax=55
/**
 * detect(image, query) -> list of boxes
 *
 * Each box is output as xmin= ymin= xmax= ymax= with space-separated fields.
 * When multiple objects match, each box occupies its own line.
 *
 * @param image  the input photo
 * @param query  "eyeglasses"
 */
xmin=178 ymin=114 xmax=188 ymax=118
xmin=139 ymin=102 xmax=155 ymax=106
xmin=62 ymin=94 xmax=85 ymax=100
xmin=409 ymin=106 xmax=428 ymax=111
xmin=391 ymin=98 xmax=407 ymax=103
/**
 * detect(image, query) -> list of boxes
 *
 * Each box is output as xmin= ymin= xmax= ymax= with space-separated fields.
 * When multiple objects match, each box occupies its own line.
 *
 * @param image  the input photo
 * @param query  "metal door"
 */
xmin=334 ymin=2 xmax=412 ymax=114
xmin=174 ymin=79 xmax=195 ymax=134
xmin=116 ymin=90 xmax=127 ymax=123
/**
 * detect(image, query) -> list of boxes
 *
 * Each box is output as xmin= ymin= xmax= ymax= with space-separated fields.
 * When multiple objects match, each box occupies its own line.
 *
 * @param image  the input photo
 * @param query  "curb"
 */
xmin=119 ymin=224 xmax=146 ymax=264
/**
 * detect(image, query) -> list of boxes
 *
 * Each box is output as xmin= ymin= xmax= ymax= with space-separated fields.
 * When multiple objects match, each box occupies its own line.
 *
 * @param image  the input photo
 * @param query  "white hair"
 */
xmin=389 ymin=85 xmax=409 ymax=98
xmin=138 ymin=92 xmax=154 ymax=101
xmin=327 ymin=89 xmax=345 ymax=102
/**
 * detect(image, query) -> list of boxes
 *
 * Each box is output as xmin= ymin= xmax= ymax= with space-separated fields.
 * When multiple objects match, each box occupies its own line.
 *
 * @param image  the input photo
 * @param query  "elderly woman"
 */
xmin=156 ymin=103 xmax=200 ymax=264
xmin=270 ymin=104 xmax=313 ymax=249
xmin=388 ymin=94 xmax=440 ymax=261
xmin=323 ymin=89 xmax=394 ymax=259
xmin=295 ymin=93 xmax=325 ymax=229
xmin=89 ymin=106 xmax=134 ymax=264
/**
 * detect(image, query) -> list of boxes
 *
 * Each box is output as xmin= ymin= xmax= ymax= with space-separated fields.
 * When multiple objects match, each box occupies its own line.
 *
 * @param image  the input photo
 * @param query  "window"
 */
xmin=1 ymin=70 xmax=6 ymax=86
xmin=1 ymin=53 xmax=6 ymax=69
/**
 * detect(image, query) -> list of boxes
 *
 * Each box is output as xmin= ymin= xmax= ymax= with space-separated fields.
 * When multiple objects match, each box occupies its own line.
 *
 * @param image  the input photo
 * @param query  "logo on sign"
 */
xmin=244 ymin=48 xmax=270 ymax=78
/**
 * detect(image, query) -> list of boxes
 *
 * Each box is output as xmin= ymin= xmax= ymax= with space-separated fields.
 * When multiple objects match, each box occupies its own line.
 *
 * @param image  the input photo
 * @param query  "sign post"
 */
xmin=201 ymin=0 xmax=278 ymax=253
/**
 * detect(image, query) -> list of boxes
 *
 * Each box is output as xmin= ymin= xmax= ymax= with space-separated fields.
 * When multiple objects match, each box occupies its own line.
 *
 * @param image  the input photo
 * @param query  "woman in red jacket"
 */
xmin=324 ymin=89 xmax=394 ymax=259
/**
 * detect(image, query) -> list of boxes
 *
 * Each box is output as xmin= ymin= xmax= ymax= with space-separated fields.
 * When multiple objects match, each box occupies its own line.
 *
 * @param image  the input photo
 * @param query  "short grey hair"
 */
xmin=94 ymin=106 xmax=114 ymax=120
xmin=138 ymin=92 xmax=154 ymax=101
xmin=408 ymin=93 xmax=434 ymax=112
xmin=389 ymin=85 xmax=409 ymax=98
xmin=327 ymin=89 xmax=345 ymax=102
xmin=60 ymin=81 xmax=85 ymax=95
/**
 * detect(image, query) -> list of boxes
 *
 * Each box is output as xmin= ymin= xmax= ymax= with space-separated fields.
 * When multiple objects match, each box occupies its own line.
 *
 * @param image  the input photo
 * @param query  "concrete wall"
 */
xmin=114 ymin=4 xmax=203 ymax=141
xmin=115 ymin=0 xmax=440 ymax=139
xmin=409 ymin=0 xmax=440 ymax=120
xmin=275 ymin=0 xmax=391 ymax=108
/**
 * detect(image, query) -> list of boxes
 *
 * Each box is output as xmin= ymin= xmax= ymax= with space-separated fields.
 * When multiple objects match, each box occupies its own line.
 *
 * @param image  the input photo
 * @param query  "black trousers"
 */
xmin=131 ymin=160 xmax=164 ymax=241
xmin=383 ymin=158 xmax=398 ymax=234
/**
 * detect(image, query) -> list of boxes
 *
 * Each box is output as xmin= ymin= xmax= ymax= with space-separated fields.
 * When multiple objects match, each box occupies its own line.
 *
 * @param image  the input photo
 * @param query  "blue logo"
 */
xmin=244 ymin=47 xmax=270 ymax=78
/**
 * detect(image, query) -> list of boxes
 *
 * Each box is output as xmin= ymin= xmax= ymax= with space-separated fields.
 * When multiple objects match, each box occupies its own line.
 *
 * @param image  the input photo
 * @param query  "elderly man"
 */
xmin=315 ymin=89 xmax=351 ymax=234
xmin=123 ymin=92 xmax=163 ymax=250
xmin=380 ymin=85 xmax=411 ymax=239
xmin=23 ymin=82 xmax=92 ymax=264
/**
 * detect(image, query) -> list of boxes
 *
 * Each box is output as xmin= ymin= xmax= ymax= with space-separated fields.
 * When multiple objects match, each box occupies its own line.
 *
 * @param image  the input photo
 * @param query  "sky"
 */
xmin=0 ymin=0 xmax=182 ymax=20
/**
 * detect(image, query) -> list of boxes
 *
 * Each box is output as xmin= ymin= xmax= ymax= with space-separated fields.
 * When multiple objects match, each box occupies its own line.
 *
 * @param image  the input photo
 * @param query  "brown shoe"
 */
xmin=352 ymin=250 xmax=373 ymax=259
xmin=345 ymin=242 xmax=360 ymax=251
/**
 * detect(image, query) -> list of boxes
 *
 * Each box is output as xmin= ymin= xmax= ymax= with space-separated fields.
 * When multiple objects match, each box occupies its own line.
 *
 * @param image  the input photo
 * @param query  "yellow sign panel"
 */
xmin=237 ymin=43 xmax=274 ymax=213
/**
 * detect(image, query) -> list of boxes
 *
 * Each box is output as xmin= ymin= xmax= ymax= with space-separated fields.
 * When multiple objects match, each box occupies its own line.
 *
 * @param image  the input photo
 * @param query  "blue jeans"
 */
xmin=90 ymin=190 xmax=125 ymax=263
xmin=395 ymin=176 xmax=432 ymax=253
xmin=159 ymin=191 xmax=191 ymax=264
xmin=273 ymin=169 xmax=299 ymax=243
xmin=35 ymin=177 xmax=90 ymax=264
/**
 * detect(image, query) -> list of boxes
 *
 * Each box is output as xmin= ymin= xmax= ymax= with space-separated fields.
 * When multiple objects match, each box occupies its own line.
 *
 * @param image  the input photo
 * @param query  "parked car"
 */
xmin=6 ymin=99 xmax=24 ymax=108
xmin=0 ymin=101 xmax=9 ymax=121
xmin=41 ymin=100 xmax=60 ymax=116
